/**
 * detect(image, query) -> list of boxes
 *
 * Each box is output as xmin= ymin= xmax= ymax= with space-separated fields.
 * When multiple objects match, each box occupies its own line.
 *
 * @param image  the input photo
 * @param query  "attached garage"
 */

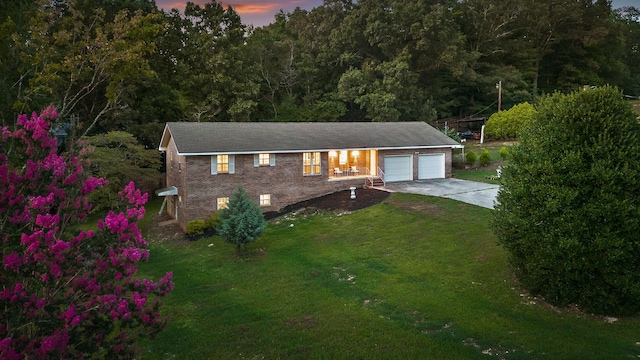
xmin=384 ymin=155 xmax=413 ymax=182
xmin=418 ymin=153 xmax=445 ymax=179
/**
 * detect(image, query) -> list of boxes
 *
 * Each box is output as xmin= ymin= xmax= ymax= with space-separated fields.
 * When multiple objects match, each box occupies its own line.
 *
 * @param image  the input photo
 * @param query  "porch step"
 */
xmin=366 ymin=177 xmax=385 ymax=188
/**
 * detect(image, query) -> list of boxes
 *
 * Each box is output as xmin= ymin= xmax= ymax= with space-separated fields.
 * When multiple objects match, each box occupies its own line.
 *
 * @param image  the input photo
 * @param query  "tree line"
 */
xmin=1 ymin=0 xmax=639 ymax=148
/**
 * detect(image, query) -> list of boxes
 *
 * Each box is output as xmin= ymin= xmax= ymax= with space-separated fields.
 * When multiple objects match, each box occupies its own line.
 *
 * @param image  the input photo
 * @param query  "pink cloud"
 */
xmin=228 ymin=3 xmax=280 ymax=15
xmin=155 ymin=1 xmax=323 ymax=27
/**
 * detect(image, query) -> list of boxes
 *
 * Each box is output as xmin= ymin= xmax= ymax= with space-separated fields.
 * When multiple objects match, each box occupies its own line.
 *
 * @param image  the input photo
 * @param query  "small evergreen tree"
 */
xmin=465 ymin=150 xmax=477 ymax=166
xmin=499 ymin=146 xmax=509 ymax=160
xmin=493 ymin=86 xmax=640 ymax=315
xmin=217 ymin=186 xmax=266 ymax=255
xmin=479 ymin=149 xmax=491 ymax=166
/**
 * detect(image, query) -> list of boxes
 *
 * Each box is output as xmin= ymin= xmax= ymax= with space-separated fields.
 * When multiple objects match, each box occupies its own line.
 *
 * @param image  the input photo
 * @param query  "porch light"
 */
xmin=329 ymin=150 xmax=337 ymax=157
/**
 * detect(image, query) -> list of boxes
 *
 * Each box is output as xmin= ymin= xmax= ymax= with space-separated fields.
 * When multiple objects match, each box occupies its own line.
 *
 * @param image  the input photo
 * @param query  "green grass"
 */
xmin=137 ymin=194 xmax=640 ymax=359
xmin=452 ymin=141 xmax=510 ymax=184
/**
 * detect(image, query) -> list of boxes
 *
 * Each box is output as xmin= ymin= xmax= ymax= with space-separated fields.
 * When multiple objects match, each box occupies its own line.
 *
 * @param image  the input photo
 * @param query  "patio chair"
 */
xmin=350 ymin=166 xmax=359 ymax=175
xmin=334 ymin=168 xmax=343 ymax=176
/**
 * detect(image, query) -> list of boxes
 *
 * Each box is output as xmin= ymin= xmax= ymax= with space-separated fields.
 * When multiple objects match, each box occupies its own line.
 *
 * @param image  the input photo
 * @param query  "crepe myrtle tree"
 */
xmin=217 ymin=186 xmax=266 ymax=256
xmin=493 ymin=86 xmax=640 ymax=315
xmin=0 ymin=107 xmax=173 ymax=358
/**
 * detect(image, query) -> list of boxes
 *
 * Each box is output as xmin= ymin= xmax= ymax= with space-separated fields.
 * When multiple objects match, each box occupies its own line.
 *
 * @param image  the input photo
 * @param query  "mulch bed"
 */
xmin=264 ymin=188 xmax=390 ymax=220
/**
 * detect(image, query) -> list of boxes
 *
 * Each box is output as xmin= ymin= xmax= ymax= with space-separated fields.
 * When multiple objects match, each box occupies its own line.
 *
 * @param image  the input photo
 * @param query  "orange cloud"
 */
xmin=227 ymin=3 xmax=280 ymax=15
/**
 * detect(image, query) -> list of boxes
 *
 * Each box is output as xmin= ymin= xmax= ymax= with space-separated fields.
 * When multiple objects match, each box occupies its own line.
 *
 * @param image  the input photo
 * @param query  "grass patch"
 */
xmin=138 ymin=194 xmax=640 ymax=359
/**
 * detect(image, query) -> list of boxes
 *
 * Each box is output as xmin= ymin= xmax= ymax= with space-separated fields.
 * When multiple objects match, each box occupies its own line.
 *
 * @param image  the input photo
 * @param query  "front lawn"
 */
xmin=138 ymin=194 xmax=639 ymax=359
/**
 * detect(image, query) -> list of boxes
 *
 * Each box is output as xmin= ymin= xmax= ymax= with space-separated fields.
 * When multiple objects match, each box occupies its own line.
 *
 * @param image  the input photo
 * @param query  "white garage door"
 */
xmin=384 ymin=155 xmax=412 ymax=182
xmin=418 ymin=153 xmax=445 ymax=179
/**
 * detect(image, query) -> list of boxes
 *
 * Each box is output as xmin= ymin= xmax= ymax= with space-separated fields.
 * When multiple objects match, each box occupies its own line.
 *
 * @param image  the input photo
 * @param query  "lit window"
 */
xmin=260 ymin=194 xmax=271 ymax=206
xmin=303 ymin=152 xmax=321 ymax=175
xmin=261 ymin=153 xmax=272 ymax=166
xmin=217 ymin=197 xmax=229 ymax=210
xmin=212 ymin=155 xmax=234 ymax=174
xmin=339 ymin=151 xmax=347 ymax=165
xmin=217 ymin=155 xmax=229 ymax=173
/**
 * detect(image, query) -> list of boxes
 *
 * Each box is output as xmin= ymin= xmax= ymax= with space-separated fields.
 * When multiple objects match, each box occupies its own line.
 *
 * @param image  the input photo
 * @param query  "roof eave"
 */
xmin=176 ymin=144 xmax=461 ymax=156
xmin=158 ymin=123 xmax=172 ymax=152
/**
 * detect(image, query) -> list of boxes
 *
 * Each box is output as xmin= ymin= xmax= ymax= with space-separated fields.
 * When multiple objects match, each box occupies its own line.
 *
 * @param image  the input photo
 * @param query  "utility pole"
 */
xmin=496 ymin=80 xmax=502 ymax=111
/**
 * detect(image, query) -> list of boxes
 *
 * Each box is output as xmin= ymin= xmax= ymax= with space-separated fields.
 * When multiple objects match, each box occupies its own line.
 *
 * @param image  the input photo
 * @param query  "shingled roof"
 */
xmin=159 ymin=122 xmax=461 ymax=155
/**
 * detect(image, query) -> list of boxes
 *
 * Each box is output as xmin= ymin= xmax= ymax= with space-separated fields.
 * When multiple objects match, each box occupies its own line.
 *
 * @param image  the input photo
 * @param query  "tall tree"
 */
xmin=0 ymin=0 xmax=37 ymax=124
xmin=16 ymin=0 xmax=163 ymax=141
xmin=157 ymin=2 xmax=258 ymax=122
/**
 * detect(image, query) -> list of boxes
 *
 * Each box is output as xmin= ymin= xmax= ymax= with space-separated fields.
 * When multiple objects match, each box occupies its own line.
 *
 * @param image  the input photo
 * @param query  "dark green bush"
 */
xmin=465 ymin=150 xmax=477 ymax=166
xmin=186 ymin=219 xmax=207 ymax=236
xmin=206 ymin=213 xmax=220 ymax=229
xmin=479 ymin=149 xmax=491 ymax=166
xmin=499 ymin=146 xmax=509 ymax=160
xmin=493 ymin=86 xmax=640 ymax=315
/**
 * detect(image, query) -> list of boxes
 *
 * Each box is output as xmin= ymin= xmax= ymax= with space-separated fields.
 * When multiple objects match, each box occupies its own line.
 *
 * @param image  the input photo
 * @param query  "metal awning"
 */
xmin=155 ymin=186 xmax=178 ymax=196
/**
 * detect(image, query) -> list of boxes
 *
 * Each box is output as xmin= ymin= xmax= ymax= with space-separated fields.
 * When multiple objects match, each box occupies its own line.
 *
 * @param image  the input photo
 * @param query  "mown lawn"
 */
xmin=453 ymin=141 xmax=510 ymax=184
xmin=137 ymin=194 xmax=640 ymax=359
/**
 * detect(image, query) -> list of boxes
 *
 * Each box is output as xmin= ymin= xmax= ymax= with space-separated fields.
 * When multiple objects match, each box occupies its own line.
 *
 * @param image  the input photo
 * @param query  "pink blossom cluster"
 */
xmin=0 ymin=108 xmax=173 ymax=358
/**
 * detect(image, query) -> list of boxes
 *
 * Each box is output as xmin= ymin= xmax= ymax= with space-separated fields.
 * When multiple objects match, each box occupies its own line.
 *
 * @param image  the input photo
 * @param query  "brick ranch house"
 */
xmin=157 ymin=122 xmax=462 ymax=231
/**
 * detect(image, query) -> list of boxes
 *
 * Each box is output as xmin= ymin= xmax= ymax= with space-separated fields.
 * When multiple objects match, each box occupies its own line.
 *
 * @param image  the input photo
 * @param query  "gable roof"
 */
xmin=159 ymin=122 xmax=461 ymax=155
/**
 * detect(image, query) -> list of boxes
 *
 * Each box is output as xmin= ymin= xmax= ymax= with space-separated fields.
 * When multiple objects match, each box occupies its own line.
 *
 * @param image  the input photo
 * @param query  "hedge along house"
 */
xmin=157 ymin=122 xmax=462 ymax=231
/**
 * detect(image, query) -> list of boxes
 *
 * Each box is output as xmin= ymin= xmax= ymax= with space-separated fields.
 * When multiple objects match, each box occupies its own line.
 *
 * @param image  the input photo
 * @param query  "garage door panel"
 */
xmin=418 ymin=154 xmax=445 ymax=179
xmin=384 ymin=155 xmax=412 ymax=182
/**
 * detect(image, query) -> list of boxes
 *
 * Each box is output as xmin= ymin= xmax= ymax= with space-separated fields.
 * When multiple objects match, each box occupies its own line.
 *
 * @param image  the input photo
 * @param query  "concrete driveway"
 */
xmin=382 ymin=178 xmax=500 ymax=209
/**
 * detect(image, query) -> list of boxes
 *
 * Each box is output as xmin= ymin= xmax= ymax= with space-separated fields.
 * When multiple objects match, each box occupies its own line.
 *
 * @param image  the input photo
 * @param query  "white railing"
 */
xmin=365 ymin=167 xmax=385 ymax=187
xmin=377 ymin=167 xmax=386 ymax=186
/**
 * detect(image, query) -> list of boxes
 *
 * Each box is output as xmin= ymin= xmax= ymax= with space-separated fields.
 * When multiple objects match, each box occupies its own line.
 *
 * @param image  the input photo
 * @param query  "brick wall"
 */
xmin=176 ymin=152 xmax=362 ymax=230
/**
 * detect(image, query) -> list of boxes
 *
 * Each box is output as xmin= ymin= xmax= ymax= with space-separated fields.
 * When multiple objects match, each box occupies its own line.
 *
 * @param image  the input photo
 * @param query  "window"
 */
xmin=259 ymin=153 xmax=270 ymax=165
xmin=254 ymin=153 xmax=275 ymax=167
xmin=217 ymin=197 xmax=229 ymax=210
xmin=339 ymin=150 xmax=347 ymax=165
xmin=217 ymin=155 xmax=229 ymax=173
xmin=260 ymin=194 xmax=271 ymax=206
xmin=211 ymin=155 xmax=235 ymax=175
xmin=303 ymin=152 xmax=321 ymax=175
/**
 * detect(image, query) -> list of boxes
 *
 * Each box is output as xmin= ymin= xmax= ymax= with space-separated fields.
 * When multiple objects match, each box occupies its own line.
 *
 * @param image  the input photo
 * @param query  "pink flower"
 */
xmin=60 ymin=306 xmax=76 ymax=323
xmin=49 ymin=263 xmax=62 ymax=278
xmin=131 ymin=292 xmax=146 ymax=310
xmin=3 ymin=252 xmax=22 ymax=271
xmin=81 ymin=177 xmax=107 ymax=195
xmin=35 ymin=213 xmax=59 ymax=229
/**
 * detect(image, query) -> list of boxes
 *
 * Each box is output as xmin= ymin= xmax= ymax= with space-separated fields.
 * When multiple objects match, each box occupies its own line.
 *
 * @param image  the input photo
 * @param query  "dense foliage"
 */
xmin=484 ymin=102 xmax=536 ymax=140
xmin=0 ymin=108 xmax=173 ymax=357
xmin=83 ymin=131 xmax=162 ymax=212
xmin=1 ymin=1 xmax=639 ymax=147
xmin=493 ymin=86 xmax=640 ymax=315
xmin=217 ymin=187 xmax=266 ymax=255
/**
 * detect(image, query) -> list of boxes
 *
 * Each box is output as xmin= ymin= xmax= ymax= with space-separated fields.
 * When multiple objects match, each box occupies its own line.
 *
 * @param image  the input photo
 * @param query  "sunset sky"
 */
xmin=155 ymin=0 xmax=638 ymax=28
xmin=155 ymin=1 xmax=323 ymax=27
